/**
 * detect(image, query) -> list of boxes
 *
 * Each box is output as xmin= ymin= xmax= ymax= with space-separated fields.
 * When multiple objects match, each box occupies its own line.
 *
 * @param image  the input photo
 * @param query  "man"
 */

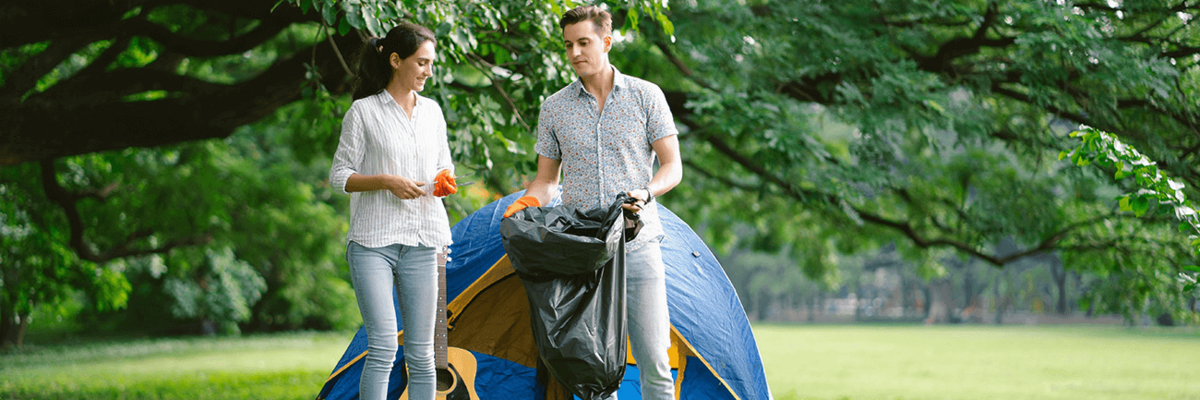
xmin=502 ymin=5 xmax=682 ymax=400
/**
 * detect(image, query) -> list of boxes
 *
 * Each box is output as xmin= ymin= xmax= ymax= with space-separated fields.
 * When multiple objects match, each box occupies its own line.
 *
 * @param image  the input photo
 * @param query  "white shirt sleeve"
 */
xmin=329 ymin=103 xmax=364 ymax=195
xmin=435 ymin=104 xmax=454 ymax=174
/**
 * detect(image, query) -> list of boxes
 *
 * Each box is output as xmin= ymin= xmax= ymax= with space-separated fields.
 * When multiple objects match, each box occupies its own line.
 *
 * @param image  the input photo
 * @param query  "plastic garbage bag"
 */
xmin=499 ymin=195 xmax=642 ymax=400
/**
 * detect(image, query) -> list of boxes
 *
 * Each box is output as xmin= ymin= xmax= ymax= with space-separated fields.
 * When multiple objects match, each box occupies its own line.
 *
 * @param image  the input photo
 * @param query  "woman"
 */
xmin=328 ymin=22 xmax=457 ymax=400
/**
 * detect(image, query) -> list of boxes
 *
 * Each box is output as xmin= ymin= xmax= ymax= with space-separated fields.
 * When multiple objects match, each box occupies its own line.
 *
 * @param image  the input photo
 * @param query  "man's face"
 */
xmin=562 ymin=20 xmax=610 ymax=78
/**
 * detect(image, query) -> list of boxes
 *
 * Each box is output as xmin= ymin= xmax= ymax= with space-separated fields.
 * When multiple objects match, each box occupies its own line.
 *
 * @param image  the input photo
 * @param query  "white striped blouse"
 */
xmin=328 ymin=90 xmax=454 ymax=249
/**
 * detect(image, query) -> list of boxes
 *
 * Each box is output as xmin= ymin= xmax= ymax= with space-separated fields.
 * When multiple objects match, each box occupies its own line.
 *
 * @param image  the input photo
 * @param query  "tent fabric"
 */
xmin=317 ymin=192 xmax=772 ymax=400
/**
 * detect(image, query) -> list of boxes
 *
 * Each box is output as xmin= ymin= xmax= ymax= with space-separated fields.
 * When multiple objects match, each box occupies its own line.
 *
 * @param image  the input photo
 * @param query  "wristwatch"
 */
xmin=641 ymin=186 xmax=655 ymax=204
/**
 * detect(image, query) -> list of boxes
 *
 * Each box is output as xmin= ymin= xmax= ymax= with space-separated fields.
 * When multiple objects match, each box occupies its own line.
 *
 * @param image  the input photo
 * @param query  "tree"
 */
xmin=0 ymin=0 xmax=671 ymax=345
xmin=5 ymin=0 xmax=1200 ymax=343
xmin=624 ymin=0 xmax=1200 ymax=321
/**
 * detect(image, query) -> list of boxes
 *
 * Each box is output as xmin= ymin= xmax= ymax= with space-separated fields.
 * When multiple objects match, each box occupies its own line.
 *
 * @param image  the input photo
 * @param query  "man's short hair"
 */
xmin=559 ymin=5 xmax=612 ymax=38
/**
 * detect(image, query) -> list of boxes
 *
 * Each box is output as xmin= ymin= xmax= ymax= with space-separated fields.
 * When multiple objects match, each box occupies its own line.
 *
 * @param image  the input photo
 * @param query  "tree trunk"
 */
xmin=922 ymin=286 xmax=932 ymax=318
xmin=806 ymin=294 xmax=816 ymax=322
xmin=755 ymin=289 xmax=771 ymax=321
xmin=993 ymin=273 xmax=1006 ymax=325
xmin=14 ymin=312 xmax=29 ymax=347
xmin=854 ymin=285 xmax=865 ymax=320
xmin=1050 ymin=258 xmax=1067 ymax=315
xmin=0 ymin=306 xmax=14 ymax=348
xmin=962 ymin=268 xmax=977 ymax=322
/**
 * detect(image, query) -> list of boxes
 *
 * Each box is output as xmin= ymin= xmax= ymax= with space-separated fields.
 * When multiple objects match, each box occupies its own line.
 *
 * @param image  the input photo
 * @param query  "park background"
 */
xmin=2 ymin=0 xmax=1199 ymax=399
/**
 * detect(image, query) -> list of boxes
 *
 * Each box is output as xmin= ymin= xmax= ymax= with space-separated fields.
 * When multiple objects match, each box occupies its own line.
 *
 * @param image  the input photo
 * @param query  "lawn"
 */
xmin=2 ymin=325 xmax=1198 ymax=400
xmin=758 ymin=324 xmax=1200 ymax=400
xmin=0 ymin=332 xmax=348 ymax=400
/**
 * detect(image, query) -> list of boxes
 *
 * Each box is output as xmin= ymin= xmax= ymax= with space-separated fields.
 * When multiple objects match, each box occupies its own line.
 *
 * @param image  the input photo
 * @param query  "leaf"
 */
xmin=924 ymin=99 xmax=947 ymax=115
xmin=1132 ymin=196 xmax=1150 ymax=217
xmin=627 ymin=7 xmax=639 ymax=32
xmin=321 ymin=1 xmax=337 ymax=26
xmin=1119 ymin=195 xmax=1132 ymax=212
xmin=657 ymin=12 xmax=674 ymax=36
xmin=343 ymin=2 xmax=366 ymax=30
xmin=1177 ymin=206 xmax=1198 ymax=219
xmin=363 ymin=8 xmax=382 ymax=36
xmin=1058 ymin=150 xmax=1069 ymax=160
xmin=1183 ymin=265 xmax=1200 ymax=273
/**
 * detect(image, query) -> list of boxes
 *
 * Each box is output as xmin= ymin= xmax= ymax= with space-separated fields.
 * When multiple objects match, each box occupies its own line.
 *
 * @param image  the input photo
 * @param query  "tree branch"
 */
xmin=38 ymin=160 xmax=211 ymax=263
xmin=653 ymin=40 xmax=715 ymax=91
xmin=464 ymin=53 xmax=530 ymax=130
xmin=913 ymin=2 xmax=1017 ymax=73
xmin=34 ymin=68 xmax=229 ymax=103
xmin=1 ymin=31 xmax=359 ymax=165
xmin=0 ymin=36 xmax=95 ymax=102
xmin=689 ymin=119 xmax=1144 ymax=267
xmin=127 ymin=16 xmax=293 ymax=58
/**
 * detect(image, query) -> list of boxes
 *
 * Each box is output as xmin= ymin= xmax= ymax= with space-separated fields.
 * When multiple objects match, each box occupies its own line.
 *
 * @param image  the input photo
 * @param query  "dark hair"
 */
xmin=559 ymin=5 xmax=612 ymax=38
xmin=352 ymin=22 xmax=437 ymax=100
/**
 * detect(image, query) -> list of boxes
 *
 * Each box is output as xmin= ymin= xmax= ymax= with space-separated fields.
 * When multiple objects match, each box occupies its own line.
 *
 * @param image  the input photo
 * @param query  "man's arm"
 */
xmin=525 ymin=155 xmax=562 ymax=206
xmin=504 ymin=155 xmax=562 ymax=218
xmin=627 ymin=134 xmax=682 ymax=211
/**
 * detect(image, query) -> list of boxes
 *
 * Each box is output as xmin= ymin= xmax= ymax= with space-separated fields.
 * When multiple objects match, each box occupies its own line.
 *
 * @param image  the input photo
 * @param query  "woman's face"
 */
xmin=390 ymin=40 xmax=436 ymax=93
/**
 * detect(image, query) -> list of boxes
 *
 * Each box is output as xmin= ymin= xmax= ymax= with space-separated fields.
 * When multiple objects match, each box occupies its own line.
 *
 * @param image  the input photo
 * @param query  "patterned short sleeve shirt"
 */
xmin=536 ymin=67 xmax=679 ymax=250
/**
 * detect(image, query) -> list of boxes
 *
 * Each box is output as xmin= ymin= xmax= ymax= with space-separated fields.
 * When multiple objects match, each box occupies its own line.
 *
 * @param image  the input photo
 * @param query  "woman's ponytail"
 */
xmin=351 ymin=22 xmax=437 ymax=100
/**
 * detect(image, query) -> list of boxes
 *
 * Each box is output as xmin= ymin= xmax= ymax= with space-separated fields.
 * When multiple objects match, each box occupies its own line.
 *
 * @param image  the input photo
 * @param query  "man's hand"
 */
xmin=623 ymin=187 xmax=652 ymax=213
xmin=383 ymin=175 xmax=427 ymax=199
xmin=433 ymin=169 xmax=457 ymax=197
xmin=503 ymin=196 xmax=541 ymax=218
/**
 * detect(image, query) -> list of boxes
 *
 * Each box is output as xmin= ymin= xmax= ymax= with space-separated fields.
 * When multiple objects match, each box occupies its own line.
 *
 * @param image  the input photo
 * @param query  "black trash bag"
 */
xmin=499 ymin=195 xmax=642 ymax=400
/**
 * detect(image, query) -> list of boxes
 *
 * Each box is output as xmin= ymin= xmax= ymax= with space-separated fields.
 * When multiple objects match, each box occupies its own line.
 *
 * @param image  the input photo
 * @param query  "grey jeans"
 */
xmin=346 ymin=241 xmax=437 ymax=400
xmin=608 ymin=240 xmax=675 ymax=400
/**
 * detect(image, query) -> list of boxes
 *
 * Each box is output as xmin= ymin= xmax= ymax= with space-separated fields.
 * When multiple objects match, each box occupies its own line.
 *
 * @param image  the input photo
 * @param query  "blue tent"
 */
xmin=317 ymin=193 xmax=772 ymax=400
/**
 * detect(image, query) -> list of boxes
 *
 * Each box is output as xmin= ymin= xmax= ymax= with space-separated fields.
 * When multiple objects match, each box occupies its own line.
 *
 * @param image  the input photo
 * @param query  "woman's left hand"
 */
xmin=433 ymin=169 xmax=457 ymax=197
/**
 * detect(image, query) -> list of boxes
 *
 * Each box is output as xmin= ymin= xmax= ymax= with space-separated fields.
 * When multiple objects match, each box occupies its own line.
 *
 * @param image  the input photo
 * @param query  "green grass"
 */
xmin=0 ymin=331 xmax=350 ymax=400
xmin=2 ymin=325 xmax=1199 ymax=399
xmin=757 ymin=324 xmax=1200 ymax=400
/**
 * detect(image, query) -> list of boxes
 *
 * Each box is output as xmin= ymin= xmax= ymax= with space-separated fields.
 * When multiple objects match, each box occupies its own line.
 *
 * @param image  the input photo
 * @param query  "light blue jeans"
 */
xmin=607 ymin=240 xmax=675 ymax=400
xmin=347 ymin=241 xmax=437 ymax=400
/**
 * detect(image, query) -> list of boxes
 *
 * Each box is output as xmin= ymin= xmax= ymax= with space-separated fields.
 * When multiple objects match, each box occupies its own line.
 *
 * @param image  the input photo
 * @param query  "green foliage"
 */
xmin=1063 ymin=127 xmax=1200 ymax=242
xmin=1063 ymin=126 xmax=1200 ymax=300
xmin=1 ymin=101 xmax=361 ymax=340
xmin=6 ymin=0 xmax=1200 ymax=340
xmin=630 ymin=0 xmax=1200 ymax=322
xmin=283 ymin=0 xmax=676 ymax=193
xmin=163 ymin=248 xmax=266 ymax=335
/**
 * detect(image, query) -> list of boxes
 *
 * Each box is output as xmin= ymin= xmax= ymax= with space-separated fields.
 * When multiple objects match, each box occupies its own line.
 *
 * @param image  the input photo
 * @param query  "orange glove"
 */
xmin=433 ymin=169 xmax=457 ymax=197
xmin=503 ymin=195 xmax=541 ymax=218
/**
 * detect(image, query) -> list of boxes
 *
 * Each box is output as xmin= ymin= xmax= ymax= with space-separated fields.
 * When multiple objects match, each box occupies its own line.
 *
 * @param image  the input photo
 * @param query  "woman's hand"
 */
xmin=383 ymin=175 xmax=427 ymax=199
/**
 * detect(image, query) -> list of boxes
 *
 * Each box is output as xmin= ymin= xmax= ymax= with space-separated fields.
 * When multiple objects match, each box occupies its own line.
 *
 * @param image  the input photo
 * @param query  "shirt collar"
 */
xmin=573 ymin=65 xmax=626 ymax=97
xmin=375 ymin=89 xmax=424 ymax=109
